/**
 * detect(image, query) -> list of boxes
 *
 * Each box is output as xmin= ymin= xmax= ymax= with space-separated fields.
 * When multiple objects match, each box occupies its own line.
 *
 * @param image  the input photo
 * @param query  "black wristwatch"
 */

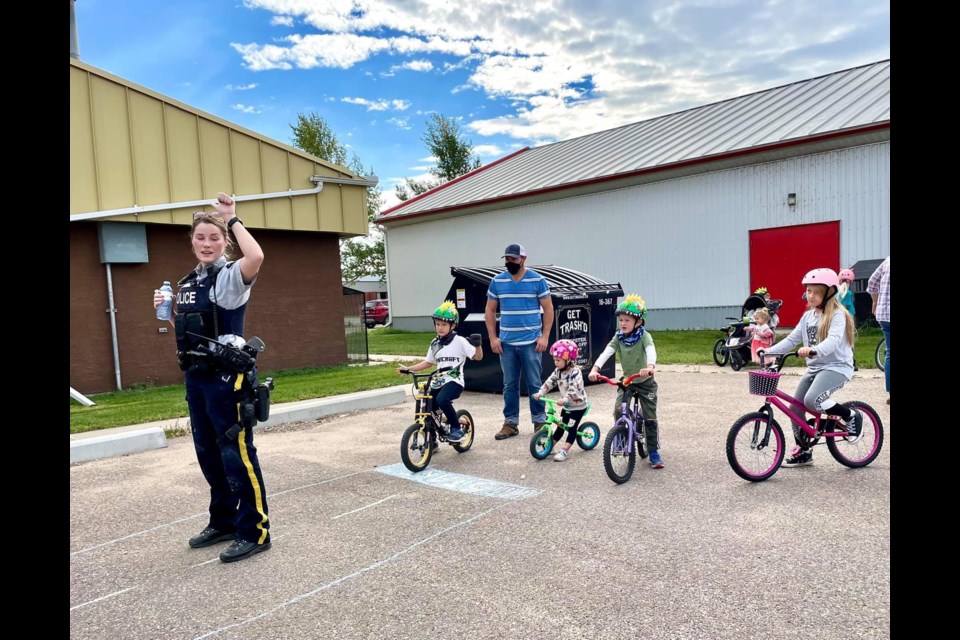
xmin=227 ymin=216 xmax=244 ymax=232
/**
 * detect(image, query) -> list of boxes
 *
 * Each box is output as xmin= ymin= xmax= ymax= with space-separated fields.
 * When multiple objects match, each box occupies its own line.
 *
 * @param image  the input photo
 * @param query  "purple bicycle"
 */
xmin=726 ymin=350 xmax=884 ymax=482
xmin=596 ymin=373 xmax=650 ymax=484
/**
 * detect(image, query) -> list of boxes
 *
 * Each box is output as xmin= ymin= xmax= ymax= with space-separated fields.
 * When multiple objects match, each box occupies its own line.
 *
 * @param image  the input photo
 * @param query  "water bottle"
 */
xmin=156 ymin=281 xmax=174 ymax=320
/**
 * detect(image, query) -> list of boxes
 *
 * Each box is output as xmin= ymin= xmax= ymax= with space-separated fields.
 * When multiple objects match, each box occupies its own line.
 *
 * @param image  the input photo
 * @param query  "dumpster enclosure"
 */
xmin=444 ymin=265 xmax=625 ymax=394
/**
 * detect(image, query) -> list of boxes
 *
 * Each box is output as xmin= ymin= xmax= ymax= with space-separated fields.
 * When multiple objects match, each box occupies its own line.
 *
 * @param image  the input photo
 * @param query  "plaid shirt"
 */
xmin=867 ymin=256 xmax=890 ymax=322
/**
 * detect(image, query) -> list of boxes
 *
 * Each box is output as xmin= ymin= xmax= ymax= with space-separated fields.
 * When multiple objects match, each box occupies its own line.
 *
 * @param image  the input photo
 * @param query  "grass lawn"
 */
xmin=71 ymin=327 xmax=885 ymax=434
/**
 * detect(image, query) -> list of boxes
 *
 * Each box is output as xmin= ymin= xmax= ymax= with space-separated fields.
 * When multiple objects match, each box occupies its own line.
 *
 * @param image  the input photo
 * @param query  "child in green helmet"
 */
xmin=398 ymin=301 xmax=482 ymax=443
xmin=588 ymin=294 xmax=664 ymax=469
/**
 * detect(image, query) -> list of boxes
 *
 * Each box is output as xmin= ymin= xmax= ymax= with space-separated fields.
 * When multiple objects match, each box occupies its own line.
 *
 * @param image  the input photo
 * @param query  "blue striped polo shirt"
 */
xmin=487 ymin=268 xmax=550 ymax=345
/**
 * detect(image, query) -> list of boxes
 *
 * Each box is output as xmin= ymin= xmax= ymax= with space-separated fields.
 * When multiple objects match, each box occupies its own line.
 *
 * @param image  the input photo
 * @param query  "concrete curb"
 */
xmin=70 ymin=386 xmax=409 ymax=465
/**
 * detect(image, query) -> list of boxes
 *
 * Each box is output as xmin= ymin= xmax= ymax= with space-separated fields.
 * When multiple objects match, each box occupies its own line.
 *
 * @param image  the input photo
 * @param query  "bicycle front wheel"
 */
xmin=826 ymin=401 xmax=884 ymax=468
xmin=713 ymin=338 xmax=729 ymax=367
xmin=726 ymin=412 xmax=785 ymax=482
xmin=603 ymin=424 xmax=636 ymax=484
xmin=576 ymin=421 xmax=600 ymax=450
xmin=875 ymin=340 xmax=886 ymax=371
xmin=452 ymin=409 xmax=475 ymax=453
xmin=400 ymin=423 xmax=433 ymax=472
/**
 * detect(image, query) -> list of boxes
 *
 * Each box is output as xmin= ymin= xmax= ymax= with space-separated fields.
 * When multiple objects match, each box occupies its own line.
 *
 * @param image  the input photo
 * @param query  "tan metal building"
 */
xmin=70 ymin=58 xmax=377 ymax=394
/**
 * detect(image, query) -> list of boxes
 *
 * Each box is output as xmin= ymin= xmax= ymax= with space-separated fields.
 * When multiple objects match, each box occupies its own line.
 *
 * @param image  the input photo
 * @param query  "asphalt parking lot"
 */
xmin=70 ymin=368 xmax=890 ymax=640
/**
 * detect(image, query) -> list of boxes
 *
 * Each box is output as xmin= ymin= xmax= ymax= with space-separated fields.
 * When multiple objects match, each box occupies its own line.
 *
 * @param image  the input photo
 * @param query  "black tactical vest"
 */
xmin=174 ymin=262 xmax=247 ymax=353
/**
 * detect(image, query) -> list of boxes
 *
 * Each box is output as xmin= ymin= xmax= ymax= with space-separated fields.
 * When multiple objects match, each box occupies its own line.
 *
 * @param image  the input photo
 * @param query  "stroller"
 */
xmin=712 ymin=294 xmax=783 ymax=371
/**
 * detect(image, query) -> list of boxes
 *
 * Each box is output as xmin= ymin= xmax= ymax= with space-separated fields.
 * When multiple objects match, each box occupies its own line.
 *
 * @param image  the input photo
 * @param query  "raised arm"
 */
xmin=213 ymin=192 xmax=264 ymax=284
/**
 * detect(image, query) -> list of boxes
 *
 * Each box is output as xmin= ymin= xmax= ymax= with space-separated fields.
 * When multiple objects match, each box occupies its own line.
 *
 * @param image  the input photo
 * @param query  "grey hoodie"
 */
xmin=763 ymin=308 xmax=854 ymax=380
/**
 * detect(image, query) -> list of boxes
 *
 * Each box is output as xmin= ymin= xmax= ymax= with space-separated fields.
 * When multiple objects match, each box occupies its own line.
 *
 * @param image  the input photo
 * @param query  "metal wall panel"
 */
xmin=70 ymin=59 xmax=370 ymax=236
xmin=385 ymin=143 xmax=889 ymax=329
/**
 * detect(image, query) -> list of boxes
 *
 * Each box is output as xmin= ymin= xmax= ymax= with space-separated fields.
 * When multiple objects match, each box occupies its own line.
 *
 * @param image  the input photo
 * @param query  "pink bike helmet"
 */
xmin=801 ymin=268 xmax=839 ymax=289
xmin=838 ymin=268 xmax=855 ymax=283
xmin=549 ymin=339 xmax=579 ymax=362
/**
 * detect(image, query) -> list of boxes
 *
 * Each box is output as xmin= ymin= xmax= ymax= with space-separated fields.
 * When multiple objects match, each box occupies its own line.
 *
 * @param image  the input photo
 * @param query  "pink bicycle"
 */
xmin=726 ymin=350 xmax=884 ymax=482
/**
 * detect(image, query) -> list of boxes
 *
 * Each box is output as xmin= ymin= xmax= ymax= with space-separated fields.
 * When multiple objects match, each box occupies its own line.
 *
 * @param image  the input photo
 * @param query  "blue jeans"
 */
xmin=500 ymin=341 xmax=546 ymax=425
xmin=880 ymin=320 xmax=890 ymax=393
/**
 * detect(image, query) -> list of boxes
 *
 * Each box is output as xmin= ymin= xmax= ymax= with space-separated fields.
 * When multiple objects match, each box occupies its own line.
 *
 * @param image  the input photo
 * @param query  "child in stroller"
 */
xmin=712 ymin=291 xmax=783 ymax=371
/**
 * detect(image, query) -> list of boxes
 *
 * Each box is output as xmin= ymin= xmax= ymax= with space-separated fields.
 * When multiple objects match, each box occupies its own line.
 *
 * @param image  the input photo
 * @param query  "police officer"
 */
xmin=153 ymin=192 xmax=271 ymax=563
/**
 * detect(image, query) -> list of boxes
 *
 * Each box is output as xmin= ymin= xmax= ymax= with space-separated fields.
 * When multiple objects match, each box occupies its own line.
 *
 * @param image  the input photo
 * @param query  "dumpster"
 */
xmin=443 ymin=265 xmax=625 ymax=394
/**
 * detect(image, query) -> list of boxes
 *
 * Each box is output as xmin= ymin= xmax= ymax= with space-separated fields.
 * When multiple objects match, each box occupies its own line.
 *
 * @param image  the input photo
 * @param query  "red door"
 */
xmin=749 ymin=221 xmax=840 ymax=328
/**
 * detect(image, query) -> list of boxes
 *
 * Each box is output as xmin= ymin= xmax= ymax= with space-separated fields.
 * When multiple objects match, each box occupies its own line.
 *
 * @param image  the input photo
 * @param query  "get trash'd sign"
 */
xmin=556 ymin=304 xmax=590 ymax=368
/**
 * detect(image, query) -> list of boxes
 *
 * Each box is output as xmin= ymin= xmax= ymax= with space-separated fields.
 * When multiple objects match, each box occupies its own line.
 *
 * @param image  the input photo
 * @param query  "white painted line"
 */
xmin=72 ymin=471 xmax=364 ymax=557
xmin=331 ymin=494 xmax=399 ymax=520
xmin=375 ymin=463 xmax=543 ymax=500
xmin=194 ymin=502 xmax=511 ymax=639
xmin=70 ymin=586 xmax=136 ymax=611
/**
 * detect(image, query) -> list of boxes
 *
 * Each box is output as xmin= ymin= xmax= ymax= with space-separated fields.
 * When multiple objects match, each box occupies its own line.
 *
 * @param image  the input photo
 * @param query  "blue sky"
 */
xmin=74 ymin=0 xmax=890 ymax=212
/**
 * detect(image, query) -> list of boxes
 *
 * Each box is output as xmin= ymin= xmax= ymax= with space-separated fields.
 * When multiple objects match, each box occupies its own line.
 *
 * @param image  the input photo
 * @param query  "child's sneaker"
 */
xmin=649 ymin=450 xmax=664 ymax=469
xmin=845 ymin=409 xmax=863 ymax=443
xmin=553 ymin=449 xmax=569 ymax=462
xmin=783 ymin=446 xmax=813 ymax=467
xmin=447 ymin=428 xmax=464 ymax=443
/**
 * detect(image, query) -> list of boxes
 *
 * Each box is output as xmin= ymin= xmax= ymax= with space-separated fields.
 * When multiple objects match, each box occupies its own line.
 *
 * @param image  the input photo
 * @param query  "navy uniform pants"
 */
xmin=185 ymin=369 xmax=270 ymax=545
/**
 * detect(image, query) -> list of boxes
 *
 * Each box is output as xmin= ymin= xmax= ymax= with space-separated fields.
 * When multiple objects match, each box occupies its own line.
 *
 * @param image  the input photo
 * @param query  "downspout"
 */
xmin=105 ymin=264 xmax=123 ymax=390
xmin=70 ymin=0 xmax=80 ymax=59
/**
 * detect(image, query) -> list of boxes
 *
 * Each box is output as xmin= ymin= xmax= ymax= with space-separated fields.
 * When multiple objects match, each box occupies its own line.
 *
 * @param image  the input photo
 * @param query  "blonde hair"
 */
xmin=753 ymin=308 xmax=770 ymax=324
xmin=816 ymin=290 xmax=857 ymax=346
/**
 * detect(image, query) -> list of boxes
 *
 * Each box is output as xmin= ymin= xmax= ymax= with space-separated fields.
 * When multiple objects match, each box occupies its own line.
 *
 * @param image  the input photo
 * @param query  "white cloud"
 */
xmin=225 ymin=83 xmax=258 ymax=90
xmin=343 ymin=97 xmax=412 ymax=111
xmin=387 ymin=59 xmax=434 ymax=73
xmin=232 ymin=103 xmax=262 ymax=114
xmin=240 ymin=0 xmax=889 ymax=146
xmin=387 ymin=117 xmax=412 ymax=130
xmin=473 ymin=144 xmax=503 ymax=158
xmin=271 ymin=15 xmax=294 ymax=27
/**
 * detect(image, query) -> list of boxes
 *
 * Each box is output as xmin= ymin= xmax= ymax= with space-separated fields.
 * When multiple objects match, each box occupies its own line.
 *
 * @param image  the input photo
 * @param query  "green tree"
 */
xmin=290 ymin=111 xmax=385 ymax=282
xmin=395 ymin=113 xmax=481 ymax=201
xmin=290 ymin=112 xmax=347 ymax=166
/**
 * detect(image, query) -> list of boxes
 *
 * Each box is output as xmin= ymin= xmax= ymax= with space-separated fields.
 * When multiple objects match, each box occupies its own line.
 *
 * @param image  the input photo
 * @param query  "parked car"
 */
xmin=364 ymin=299 xmax=390 ymax=328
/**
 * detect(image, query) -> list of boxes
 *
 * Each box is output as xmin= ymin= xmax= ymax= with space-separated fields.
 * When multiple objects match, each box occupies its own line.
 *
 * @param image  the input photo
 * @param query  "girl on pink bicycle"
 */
xmin=762 ymin=268 xmax=861 ymax=467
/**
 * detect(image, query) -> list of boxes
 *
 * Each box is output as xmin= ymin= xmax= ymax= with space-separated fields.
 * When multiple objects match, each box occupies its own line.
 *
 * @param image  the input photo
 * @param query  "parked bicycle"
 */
xmin=726 ymin=351 xmax=884 ymax=482
xmin=398 ymin=369 xmax=474 ymax=472
xmin=875 ymin=339 xmax=886 ymax=371
xmin=596 ymin=373 xmax=651 ymax=484
xmin=529 ymin=396 xmax=600 ymax=460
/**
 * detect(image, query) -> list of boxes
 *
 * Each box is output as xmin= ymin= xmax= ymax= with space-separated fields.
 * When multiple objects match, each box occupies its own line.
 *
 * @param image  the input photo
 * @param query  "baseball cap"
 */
xmin=502 ymin=243 xmax=526 ymax=258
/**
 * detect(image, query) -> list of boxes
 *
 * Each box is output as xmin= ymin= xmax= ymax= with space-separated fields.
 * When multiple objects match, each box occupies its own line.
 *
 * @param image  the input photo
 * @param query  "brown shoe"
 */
xmin=495 ymin=423 xmax=519 ymax=440
xmin=533 ymin=422 xmax=546 ymax=432
xmin=886 ymin=397 xmax=890 ymax=405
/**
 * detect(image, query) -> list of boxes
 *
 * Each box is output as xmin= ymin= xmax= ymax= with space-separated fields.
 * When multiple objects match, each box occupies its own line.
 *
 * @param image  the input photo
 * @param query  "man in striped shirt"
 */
xmin=485 ymin=243 xmax=555 ymax=439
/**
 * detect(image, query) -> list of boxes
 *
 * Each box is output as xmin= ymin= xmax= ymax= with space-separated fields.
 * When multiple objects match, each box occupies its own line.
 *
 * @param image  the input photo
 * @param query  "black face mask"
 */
xmin=505 ymin=261 xmax=522 ymax=275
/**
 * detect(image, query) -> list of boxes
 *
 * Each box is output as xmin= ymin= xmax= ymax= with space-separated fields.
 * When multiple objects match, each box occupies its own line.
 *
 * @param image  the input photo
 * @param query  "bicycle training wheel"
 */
xmin=875 ymin=340 xmax=886 ymax=371
xmin=713 ymin=338 xmax=729 ymax=367
xmin=576 ymin=421 xmax=600 ymax=450
xmin=603 ymin=424 xmax=636 ymax=484
xmin=452 ymin=409 xmax=475 ymax=453
xmin=530 ymin=428 xmax=554 ymax=460
xmin=400 ymin=423 xmax=434 ymax=472
xmin=726 ymin=412 xmax=785 ymax=482
xmin=826 ymin=401 xmax=884 ymax=468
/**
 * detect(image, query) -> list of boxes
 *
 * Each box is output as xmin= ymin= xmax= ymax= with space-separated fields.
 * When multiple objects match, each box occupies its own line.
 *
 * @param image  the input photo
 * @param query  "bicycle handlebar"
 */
xmin=595 ymin=371 xmax=649 ymax=387
xmin=756 ymin=349 xmax=818 ymax=369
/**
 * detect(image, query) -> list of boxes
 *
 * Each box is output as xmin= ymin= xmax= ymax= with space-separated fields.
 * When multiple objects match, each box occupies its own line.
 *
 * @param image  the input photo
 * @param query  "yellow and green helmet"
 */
xmin=616 ymin=294 xmax=647 ymax=320
xmin=431 ymin=301 xmax=459 ymax=325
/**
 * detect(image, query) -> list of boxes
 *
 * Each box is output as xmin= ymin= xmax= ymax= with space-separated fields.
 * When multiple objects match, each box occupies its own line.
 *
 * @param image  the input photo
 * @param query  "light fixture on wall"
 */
xmin=787 ymin=193 xmax=797 ymax=207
